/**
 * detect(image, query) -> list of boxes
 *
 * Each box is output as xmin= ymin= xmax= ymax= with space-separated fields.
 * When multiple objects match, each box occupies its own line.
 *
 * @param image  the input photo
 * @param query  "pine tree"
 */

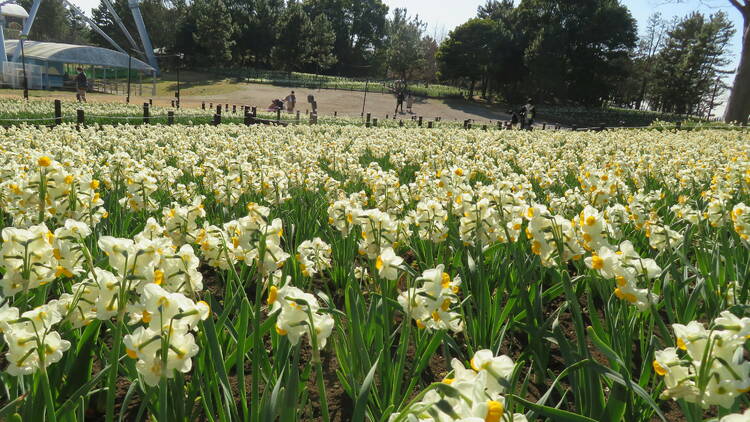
xmin=192 ymin=0 xmax=236 ymax=64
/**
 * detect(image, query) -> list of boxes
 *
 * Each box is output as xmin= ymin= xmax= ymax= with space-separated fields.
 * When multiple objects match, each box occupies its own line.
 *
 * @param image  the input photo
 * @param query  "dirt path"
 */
xmin=1 ymin=82 xmax=533 ymax=126
xmin=196 ymin=83 xmax=514 ymax=124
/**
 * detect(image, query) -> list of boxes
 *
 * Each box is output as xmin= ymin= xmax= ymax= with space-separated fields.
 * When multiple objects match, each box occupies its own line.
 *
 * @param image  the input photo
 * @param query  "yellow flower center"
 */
xmin=677 ymin=337 xmax=687 ymax=351
xmin=267 ymin=286 xmax=278 ymax=305
xmin=441 ymin=272 xmax=451 ymax=288
xmin=653 ymin=360 xmax=667 ymax=376
xmin=485 ymin=400 xmax=504 ymax=422
xmin=591 ymin=255 xmax=604 ymax=270
xmin=153 ymin=269 xmax=164 ymax=285
xmin=375 ymin=255 xmax=384 ymax=271
xmin=38 ymin=156 xmax=52 ymax=167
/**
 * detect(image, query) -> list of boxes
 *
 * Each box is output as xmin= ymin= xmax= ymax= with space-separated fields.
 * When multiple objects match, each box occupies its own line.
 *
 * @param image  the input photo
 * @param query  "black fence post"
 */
xmin=167 ymin=111 xmax=174 ymax=125
xmin=202 ymin=102 xmax=205 ymax=110
xmin=213 ymin=114 xmax=221 ymax=125
xmin=171 ymin=100 xmax=175 ymax=108
xmin=399 ymin=120 xmax=403 ymax=127
xmin=76 ymin=109 xmax=84 ymax=127
xmin=143 ymin=103 xmax=150 ymax=124
xmin=427 ymin=121 xmax=433 ymax=129
xmin=252 ymin=107 xmax=257 ymax=117
xmin=418 ymin=116 xmax=423 ymax=127
xmin=676 ymin=121 xmax=682 ymax=130
xmin=149 ymin=98 xmax=153 ymax=106
xmin=463 ymin=120 xmax=468 ymax=130
xmin=276 ymin=109 xmax=281 ymax=122
xmin=232 ymin=104 xmax=236 ymax=114
xmin=215 ymin=105 xmax=222 ymax=116
xmin=54 ymin=99 xmax=62 ymax=126
xmin=372 ymin=118 xmax=378 ymax=127
xmin=482 ymin=124 xmax=487 ymax=131
xmin=366 ymin=113 xmax=371 ymax=127
xmin=296 ymin=111 xmax=300 ymax=122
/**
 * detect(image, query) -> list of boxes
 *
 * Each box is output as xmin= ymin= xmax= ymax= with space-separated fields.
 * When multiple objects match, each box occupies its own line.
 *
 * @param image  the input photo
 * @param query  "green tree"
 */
xmin=437 ymin=19 xmax=495 ymax=98
xmin=228 ymin=0 xmax=284 ymax=67
xmin=385 ymin=8 xmax=426 ymax=81
xmin=303 ymin=0 xmax=388 ymax=76
xmin=417 ymin=35 xmax=439 ymax=83
xmin=515 ymin=0 xmax=637 ymax=105
xmin=192 ymin=0 xmax=236 ymax=64
xmin=272 ymin=1 xmax=313 ymax=71
xmin=306 ymin=14 xmax=337 ymax=72
xmin=16 ymin=0 xmax=89 ymax=44
xmin=651 ymin=12 xmax=734 ymax=115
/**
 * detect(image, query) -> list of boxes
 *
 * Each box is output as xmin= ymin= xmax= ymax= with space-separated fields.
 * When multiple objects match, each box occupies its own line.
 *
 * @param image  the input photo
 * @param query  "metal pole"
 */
xmin=20 ymin=36 xmax=28 ymax=99
xmin=361 ymin=79 xmax=368 ymax=117
xmin=126 ymin=53 xmax=131 ymax=103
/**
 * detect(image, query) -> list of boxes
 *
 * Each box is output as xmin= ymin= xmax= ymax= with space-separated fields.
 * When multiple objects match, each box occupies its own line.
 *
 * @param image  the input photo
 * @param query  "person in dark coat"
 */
xmin=75 ymin=67 xmax=87 ymax=102
xmin=520 ymin=98 xmax=536 ymax=130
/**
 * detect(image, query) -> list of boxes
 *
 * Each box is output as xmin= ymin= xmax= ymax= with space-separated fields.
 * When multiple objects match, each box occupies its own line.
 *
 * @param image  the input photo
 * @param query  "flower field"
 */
xmin=0 ymin=123 xmax=749 ymax=421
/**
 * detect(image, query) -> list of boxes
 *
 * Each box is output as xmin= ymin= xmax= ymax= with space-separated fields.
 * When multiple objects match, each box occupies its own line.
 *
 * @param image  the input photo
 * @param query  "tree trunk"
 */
xmin=469 ymin=79 xmax=476 ymax=99
xmin=725 ymin=16 xmax=750 ymax=123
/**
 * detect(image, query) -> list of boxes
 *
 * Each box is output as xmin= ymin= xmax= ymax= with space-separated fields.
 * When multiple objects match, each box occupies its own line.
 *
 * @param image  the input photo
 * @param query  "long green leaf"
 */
xmin=353 ymin=357 xmax=380 ymax=422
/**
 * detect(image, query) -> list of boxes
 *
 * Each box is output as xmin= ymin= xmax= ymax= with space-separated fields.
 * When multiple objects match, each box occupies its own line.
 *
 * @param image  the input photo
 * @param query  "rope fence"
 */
xmin=0 ymin=99 xmax=743 ymax=133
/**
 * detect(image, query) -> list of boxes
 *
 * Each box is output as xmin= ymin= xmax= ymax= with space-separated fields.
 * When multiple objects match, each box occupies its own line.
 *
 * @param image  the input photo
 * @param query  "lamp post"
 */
xmin=19 ymin=34 xmax=28 ymax=100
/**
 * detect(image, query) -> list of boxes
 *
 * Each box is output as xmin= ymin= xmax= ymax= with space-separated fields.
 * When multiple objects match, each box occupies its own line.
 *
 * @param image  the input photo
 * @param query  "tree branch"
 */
xmin=728 ymin=0 xmax=744 ymax=13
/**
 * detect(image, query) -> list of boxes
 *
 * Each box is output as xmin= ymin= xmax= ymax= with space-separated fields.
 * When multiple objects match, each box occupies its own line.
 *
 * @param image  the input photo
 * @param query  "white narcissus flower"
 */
xmin=296 ymin=237 xmax=332 ymax=277
xmin=398 ymin=264 xmax=463 ymax=333
xmin=655 ymin=311 xmax=750 ymax=409
xmin=267 ymin=283 xmax=334 ymax=350
xmin=53 ymin=219 xmax=92 ymax=278
xmin=389 ymin=349 xmax=525 ymax=422
xmin=123 ymin=283 xmax=208 ymax=386
xmin=0 ymin=223 xmax=56 ymax=296
xmin=732 ymin=203 xmax=750 ymax=241
xmin=375 ymin=247 xmax=403 ymax=280
xmin=720 ymin=409 xmax=750 ymax=422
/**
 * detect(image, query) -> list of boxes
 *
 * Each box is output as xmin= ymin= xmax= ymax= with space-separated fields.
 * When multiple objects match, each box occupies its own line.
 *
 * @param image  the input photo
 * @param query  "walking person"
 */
xmin=521 ymin=98 xmax=536 ymax=130
xmin=406 ymin=94 xmax=414 ymax=114
xmin=75 ymin=67 xmax=88 ymax=103
xmin=395 ymin=90 xmax=405 ymax=114
xmin=284 ymin=90 xmax=296 ymax=113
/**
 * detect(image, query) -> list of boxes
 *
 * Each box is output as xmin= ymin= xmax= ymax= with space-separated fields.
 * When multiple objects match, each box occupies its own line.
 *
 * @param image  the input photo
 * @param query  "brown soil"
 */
xmin=0 ymin=82 xmax=526 ymax=126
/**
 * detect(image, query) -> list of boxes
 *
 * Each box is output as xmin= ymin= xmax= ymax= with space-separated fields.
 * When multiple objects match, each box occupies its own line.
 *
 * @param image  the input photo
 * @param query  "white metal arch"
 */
xmin=0 ymin=0 xmax=159 ymax=73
